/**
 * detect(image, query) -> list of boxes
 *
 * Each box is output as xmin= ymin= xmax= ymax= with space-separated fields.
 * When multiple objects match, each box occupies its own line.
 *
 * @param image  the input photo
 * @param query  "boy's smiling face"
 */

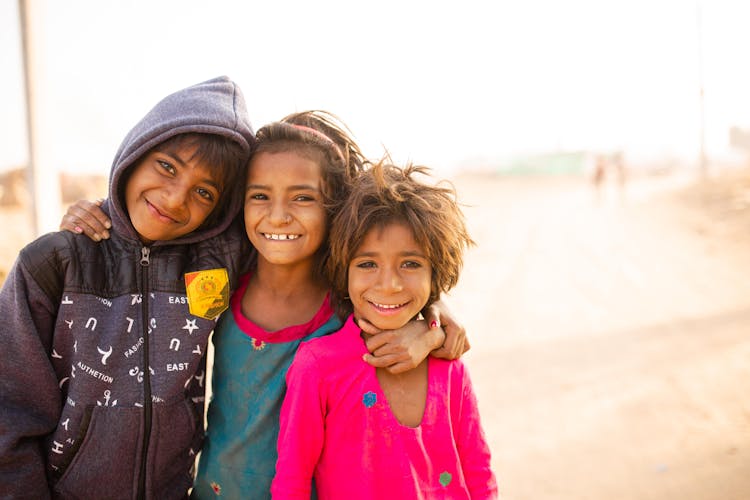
xmin=348 ymin=221 xmax=432 ymax=331
xmin=125 ymin=143 xmax=221 ymax=244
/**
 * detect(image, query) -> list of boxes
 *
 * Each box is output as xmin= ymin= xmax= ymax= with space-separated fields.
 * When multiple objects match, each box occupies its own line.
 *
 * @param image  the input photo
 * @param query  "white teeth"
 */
xmin=263 ymin=233 xmax=300 ymax=241
xmin=373 ymin=302 xmax=403 ymax=309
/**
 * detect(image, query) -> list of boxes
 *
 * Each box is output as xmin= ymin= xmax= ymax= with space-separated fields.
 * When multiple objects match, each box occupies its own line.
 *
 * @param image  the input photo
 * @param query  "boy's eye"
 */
xmin=157 ymin=160 xmax=176 ymax=175
xmin=355 ymin=261 xmax=376 ymax=269
xmin=248 ymin=193 xmax=268 ymax=201
xmin=293 ymin=194 xmax=314 ymax=202
xmin=402 ymin=260 xmax=422 ymax=269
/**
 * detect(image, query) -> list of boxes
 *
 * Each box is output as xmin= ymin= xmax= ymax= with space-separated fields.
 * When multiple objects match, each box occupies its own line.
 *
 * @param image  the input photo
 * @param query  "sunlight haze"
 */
xmin=1 ymin=0 xmax=749 ymax=175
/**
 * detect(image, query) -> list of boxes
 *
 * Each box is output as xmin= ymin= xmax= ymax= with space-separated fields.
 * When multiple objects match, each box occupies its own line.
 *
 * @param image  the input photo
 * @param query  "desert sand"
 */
xmin=1 ymin=168 xmax=749 ymax=499
xmin=448 ymin=169 xmax=750 ymax=500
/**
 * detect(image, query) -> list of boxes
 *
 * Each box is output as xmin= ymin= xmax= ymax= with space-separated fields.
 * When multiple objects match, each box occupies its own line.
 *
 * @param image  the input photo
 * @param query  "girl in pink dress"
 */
xmin=273 ymin=162 xmax=498 ymax=499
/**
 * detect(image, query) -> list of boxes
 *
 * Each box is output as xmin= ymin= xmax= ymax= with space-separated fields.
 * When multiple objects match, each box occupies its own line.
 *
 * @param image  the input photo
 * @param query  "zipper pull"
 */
xmin=140 ymin=247 xmax=151 ymax=266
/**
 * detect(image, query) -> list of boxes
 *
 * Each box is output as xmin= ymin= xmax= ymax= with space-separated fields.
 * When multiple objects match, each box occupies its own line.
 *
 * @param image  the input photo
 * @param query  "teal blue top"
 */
xmin=192 ymin=273 xmax=341 ymax=499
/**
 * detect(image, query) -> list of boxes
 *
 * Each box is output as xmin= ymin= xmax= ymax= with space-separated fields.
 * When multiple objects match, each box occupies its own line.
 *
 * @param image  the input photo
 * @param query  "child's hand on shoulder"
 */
xmin=359 ymin=299 xmax=470 ymax=373
xmin=423 ymin=301 xmax=470 ymax=360
xmin=60 ymin=198 xmax=112 ymax=241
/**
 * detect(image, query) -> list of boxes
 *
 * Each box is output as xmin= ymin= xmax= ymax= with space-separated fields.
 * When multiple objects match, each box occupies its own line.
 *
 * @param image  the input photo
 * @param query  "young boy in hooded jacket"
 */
xmin=0 ymin=76 xmax=254 ymax=499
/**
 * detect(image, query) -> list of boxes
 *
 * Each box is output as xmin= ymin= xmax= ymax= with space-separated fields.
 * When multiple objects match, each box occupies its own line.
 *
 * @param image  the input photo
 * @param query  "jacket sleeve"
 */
xmin=270 ymin=344 xmax=325 ymax=499
xmin=453 ymin=362 xmax=499 ymax=499
xmin=0 ymin=253 xmax=62 ymax=499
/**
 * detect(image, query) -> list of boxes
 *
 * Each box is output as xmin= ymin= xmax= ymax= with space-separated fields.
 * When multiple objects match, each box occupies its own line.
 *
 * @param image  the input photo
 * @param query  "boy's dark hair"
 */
xmin=124 ymin=132 xmax=247 ymax=231
xmin=251 ymin=111 xmax=366 ymax=280
xmin=327 ymin=161 xmax=475 ymax=318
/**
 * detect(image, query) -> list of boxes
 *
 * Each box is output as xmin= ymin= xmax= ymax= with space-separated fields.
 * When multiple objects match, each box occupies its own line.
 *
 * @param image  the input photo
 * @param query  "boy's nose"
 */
xmin=162 ymin=187 xmax=189 ymax=212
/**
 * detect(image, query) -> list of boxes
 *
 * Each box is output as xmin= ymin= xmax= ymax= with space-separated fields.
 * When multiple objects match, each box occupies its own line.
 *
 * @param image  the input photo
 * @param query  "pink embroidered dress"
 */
xmin=272 ymin=315 xmax=498 ymax=499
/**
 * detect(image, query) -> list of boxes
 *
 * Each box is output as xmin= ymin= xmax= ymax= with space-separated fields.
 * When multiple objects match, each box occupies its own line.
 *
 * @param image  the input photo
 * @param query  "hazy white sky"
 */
xmin=1 ymin=0 xmax=749 ymax=175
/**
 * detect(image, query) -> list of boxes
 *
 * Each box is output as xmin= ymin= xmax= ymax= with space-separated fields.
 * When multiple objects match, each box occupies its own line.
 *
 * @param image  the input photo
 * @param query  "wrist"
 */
xmin=430 ymin=325 xmax=446 ymax=351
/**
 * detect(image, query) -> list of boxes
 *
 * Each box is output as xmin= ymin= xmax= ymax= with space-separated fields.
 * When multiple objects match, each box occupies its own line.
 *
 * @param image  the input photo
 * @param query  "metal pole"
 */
xmin=696 ymin=1 xmax=707 ymax=179
xmin=18 ymin=0 xmax=61 ymax=236
xmin=18 ymin=0 xmax=38 ymax=234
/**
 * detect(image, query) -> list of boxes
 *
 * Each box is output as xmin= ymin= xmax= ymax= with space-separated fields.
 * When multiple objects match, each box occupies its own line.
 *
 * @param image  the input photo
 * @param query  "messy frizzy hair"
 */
xmin=326 ymin=160 xmax=475 ymax=318
xmin=279 ymin=110 xmax=365 ymax=176
xmin=251 ymin=111 xmax=366 ymax=280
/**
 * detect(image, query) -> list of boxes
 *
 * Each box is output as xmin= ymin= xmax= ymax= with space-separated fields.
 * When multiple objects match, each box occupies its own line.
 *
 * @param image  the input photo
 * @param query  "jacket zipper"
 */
xmin=137 ymin=246 xmax=152 ymax=500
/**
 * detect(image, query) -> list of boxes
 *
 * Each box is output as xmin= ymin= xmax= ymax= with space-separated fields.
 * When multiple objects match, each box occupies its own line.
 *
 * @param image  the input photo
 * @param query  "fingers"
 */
xmin=440 ymin=326 xmax=460 ymax=359
xmin=423 ymin=303 xmax=441 ymax=329
xmin=59 ymin=212 xmax=83 ymax=234
xmin=363 ymin=336 xmax=421 ymax=373
xmin=356 ymin=317 xmax=382 ymax=336
xmin=440 ymin=337 xmax=465 ymax=359
xmin=431 ymin=320 xmax=469 ymax=360
xmin=363 ymin=331 xmax=395 ymax=356
xmin=61 ymin=212 xmax=106 ymax=241
xmin=431 ymin=344 xmax=453 ymax=359
xmin=363 ymin=337 xmax=412 ymax=366
xmin=362 ymin=317 xmax=437 ymax=373
xmin=362 ymin=352 xmax=417 ymax=374
xmin=451 ymin=320 xmax=469 ymax=356
xmin=61 ymin=199 xmax=111 ymax=241
xmin=428 ymin=301 xmax=468 ymax=352
xmin=79 ymin=198 xmax=112 ymax=235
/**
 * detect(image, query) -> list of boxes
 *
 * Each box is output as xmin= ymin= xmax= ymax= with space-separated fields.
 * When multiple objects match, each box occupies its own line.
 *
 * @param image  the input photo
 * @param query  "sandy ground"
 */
xmin=448 ymin=169 xmax=750 ymax=500
xmin=1 ymin=169 xmax=749 ymax=499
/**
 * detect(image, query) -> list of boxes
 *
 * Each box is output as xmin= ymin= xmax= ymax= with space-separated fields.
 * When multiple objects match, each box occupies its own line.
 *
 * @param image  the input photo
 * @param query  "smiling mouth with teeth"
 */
xmin=262 ymin=233 xmax=301 ymax=241
xmin=371 ymin=301 xmax=407 ymax=309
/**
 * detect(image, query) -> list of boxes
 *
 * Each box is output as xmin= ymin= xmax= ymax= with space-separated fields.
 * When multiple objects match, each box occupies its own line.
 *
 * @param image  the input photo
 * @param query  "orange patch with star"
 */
xmin=184 ymin=268 xmax=230 ymax=320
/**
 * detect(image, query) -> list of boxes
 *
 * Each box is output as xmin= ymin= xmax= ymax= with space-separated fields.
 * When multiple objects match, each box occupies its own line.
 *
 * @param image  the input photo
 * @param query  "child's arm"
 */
xmin=360 ymin=299 xmax=470 ymax=374
xmin=0 ymin=257 xmax=62 ymax=498
xmin=59 ymin=198 xmax=111 ymax=241
xmin=454 ymin=362 xmax=499 ymax=499
xmin=271 ymin=346 xmax=325 ymax=499
xmin=425 ymin=299 xmax=471 ymax=359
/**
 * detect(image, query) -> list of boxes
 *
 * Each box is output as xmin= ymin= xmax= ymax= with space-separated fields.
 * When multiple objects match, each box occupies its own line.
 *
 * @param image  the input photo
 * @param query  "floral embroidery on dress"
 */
xmin=362 ymin=391 xmax=377 ymax=408
xmin=250 ymin=337 xmax=266 ymax=351
xmin=439 ymin=471 xmax=452 ymax=487
xmin=210 ymin=481 xmax=222 ymax=495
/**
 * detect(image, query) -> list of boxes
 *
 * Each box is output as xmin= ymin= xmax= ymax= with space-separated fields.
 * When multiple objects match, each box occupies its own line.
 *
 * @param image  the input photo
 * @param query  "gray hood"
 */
xmin=106 ymin=76 xmax=254 ymax=245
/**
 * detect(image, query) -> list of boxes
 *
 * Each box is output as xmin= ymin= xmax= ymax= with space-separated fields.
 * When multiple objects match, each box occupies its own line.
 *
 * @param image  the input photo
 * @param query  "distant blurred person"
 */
xmin=592 ymin=154 xmax=607 ymax=205
xmin=612 ymin=151 xmax=627 ymax=204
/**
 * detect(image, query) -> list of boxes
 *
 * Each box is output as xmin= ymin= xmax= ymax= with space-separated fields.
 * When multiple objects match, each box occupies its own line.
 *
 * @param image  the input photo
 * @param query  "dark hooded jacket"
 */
xmin=0 ymin=76 xmax=254 ymax=499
